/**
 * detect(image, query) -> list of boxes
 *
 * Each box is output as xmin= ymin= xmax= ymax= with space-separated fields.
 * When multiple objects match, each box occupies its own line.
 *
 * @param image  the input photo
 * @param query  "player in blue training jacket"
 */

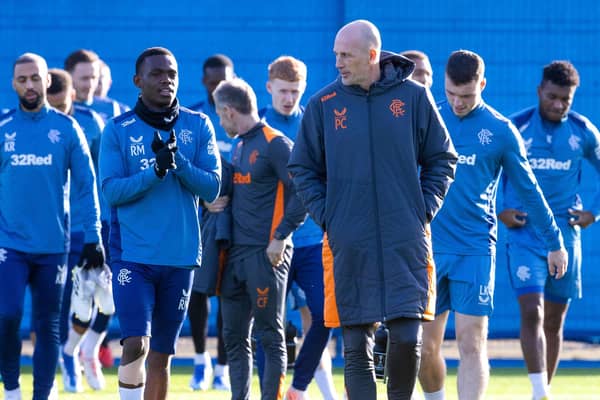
xmin=47 ymin=68 xmax=113 ymax=393
xmin=95 ymin=59 xmax=131 ymax=116
xmin=418 ymin=50 xmax=568 ymax=400
xmin=99 ymin=47 xmax=221 ymax=400
xmin=260 ymin=55 xmax=337 ymax=400
xmin=186 ymin=53 xmax=236 ymax=392
xmin=498 ymin=60 xmax=600 ymax=400
xmin=189 ymin=54 xmax=237 ymax=161
xmin=65 ymin=49 xmax=125 ymax=371
xmin=400 ymin=50 xmax=433 ymax=89
xmin=0 ymin=53 xmax=105 ymax=400
xmin=65 ymin=49 xmax=126 ymax=124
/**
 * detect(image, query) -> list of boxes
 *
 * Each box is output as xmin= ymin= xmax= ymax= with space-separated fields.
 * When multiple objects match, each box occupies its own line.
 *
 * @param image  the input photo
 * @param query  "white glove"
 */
xmin=70 ymin=266 xmax=96 ymax=323
xmin=93 ymin=264 xmax=115 ymax=315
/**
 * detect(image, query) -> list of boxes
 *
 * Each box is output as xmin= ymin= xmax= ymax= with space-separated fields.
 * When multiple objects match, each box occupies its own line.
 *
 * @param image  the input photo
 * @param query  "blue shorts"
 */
xmin=507 ymin=244 xmax=581 ymax=303
xmin=112 ymin=260 xmax=193 ymax=354
xmin=434 ymin=253 xmax=495 ymax=317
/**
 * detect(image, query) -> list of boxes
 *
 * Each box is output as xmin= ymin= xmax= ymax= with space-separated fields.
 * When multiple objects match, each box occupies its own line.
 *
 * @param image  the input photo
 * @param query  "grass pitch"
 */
xmin=9 ymin=365 xmax=600 ymax=399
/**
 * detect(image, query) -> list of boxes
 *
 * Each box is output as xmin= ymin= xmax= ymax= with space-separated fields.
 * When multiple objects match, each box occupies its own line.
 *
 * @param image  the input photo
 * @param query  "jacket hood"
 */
xmin=379 ymin=50 xmax=415 ymax=85
xmin=334 ymin=50 xmax=415 ymax=95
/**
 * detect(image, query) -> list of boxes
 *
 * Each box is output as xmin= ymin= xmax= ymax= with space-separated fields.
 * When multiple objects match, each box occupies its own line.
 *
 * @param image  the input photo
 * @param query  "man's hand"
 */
xmin=78 ymin=242 xmax=105 ymax=270
xmin=153 ymin=130 xmax=177 ymax=177
xmin=266 ymin=238 xmax=286 ymax=268
xmin=568 ymin=208 xmax=595 ymax=228
xmin=204 ymin=196 xmax=230 ymax=213
xmin=165 ymin=129 xmax=177 ymax=149
xmin=152 ymin=129 xmax=178 ymax=153
xmin=498 ymin=208 xmax=527 ymax=228
xmin=547 ymin=248 xmax=568 ymax=280
xmin=151 ymin=130 xmax=166 ymax=153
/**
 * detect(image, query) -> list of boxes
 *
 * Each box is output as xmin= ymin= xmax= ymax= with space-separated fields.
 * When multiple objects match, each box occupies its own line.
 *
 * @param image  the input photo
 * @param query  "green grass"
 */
xmin=11 ymin=366 xmax=600 ymax=399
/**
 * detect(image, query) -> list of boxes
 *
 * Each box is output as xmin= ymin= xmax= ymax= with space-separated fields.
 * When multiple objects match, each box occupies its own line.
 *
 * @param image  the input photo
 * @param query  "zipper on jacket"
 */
xmin=366 ymin=93 xmax=387 ymax=321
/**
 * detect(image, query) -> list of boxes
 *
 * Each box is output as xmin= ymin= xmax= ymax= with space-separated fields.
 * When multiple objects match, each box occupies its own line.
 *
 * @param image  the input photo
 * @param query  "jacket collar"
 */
xmin=16 ymin=103 xmax=51 ymax=121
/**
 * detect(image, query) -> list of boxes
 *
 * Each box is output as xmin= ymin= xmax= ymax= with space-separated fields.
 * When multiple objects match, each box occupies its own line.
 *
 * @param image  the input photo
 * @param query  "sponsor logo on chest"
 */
xmin=233 ymin=172 xmax=252 ymax=184
xmin=529 ymin=158 xmax=571 ymax=170
xmin=457 ymin=153 xmax=476 ymax=166
xmin=10 ymin=153 xmax=53 ymax=166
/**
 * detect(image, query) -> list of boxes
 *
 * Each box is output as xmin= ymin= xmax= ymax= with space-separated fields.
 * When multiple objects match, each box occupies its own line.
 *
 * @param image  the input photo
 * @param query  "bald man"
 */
xmin=289 ymin=20 xmax=457 ymax=400
xmin=0 ymin=53 xmax=104 ymax=400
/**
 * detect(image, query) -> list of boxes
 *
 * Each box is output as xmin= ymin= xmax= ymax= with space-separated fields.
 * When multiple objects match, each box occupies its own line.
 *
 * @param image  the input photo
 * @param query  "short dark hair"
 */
xmin=542 ymin=60 xmax=580 ymax=87
xmin=135 ymin=47 xmax=175 ymax=75
xmin=445 ymin=50 xmax=484 ymax=85
xmin=401 ymin=50 xmax=429 ymax=62
xmin=203 ymin=54 xmax=234 ymax=74
xmin=13 ymin=53 xmax=47 ymax=74
xmin=64 ymin=49 xmax=99 ymax=72
xmin=48 ymin=68 xmax=72 ymax=95
xmin=213 ymin=78 xmax=257 ymax=115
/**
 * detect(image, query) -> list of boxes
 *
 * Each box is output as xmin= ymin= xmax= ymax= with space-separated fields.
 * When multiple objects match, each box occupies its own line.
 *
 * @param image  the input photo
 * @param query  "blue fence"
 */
xmin=5 ymin=0 xmax=600 ymax=342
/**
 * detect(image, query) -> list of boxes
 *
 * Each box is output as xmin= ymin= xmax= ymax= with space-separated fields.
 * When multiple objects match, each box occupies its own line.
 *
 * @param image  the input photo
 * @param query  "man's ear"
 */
xmin=133 ymin=74 xmax=141 ymax=89
xmin=266 ymin=80 xmax=273 ymax=95
xmin=369 ymin=49 xmax=378 ymax=63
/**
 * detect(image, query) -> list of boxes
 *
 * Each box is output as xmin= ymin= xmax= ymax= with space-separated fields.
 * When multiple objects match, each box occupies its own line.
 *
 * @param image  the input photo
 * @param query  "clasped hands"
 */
xmin=152 ymin=129 xmax=178 ymax=177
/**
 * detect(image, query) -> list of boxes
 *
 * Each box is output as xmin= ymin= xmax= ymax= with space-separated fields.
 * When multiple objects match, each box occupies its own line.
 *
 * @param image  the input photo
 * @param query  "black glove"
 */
xmin=153 ymin=130 xmax=177 ymax=177
xmin=78 ymin=242 xmax=105 ymax=270
xmin=165 ymin=129 xmax=177 ymax=149
xmin=151 ymin=130 xmax=166 ymax=153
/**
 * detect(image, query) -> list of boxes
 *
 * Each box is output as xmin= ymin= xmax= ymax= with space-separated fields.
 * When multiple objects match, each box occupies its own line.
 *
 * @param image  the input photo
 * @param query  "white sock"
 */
xmin=410 ymin=388 xmax=423 ymax=400
xmin=81 ymin=329 xmax=105 ymax=360
xmin=214 ymin=363 xmax=228 ymax=377
xmin=194 ymin=353 xmax=205 ymax=365
xmin=119 ymin=386 xmax=144 ymax=400
xmin=528 ymin=372 xmax=549 ymax=399
xmin=423 ymin=388 xmax=445 ymax=400
xmin=4 ymin=387 xmax=22 ymax=398
xmin=314 ymin=349 xmax=338 ymax=400
xmin=63 ymin=328 xmax=84 ymax=356
xmin=194 ymin=351 xmax=212 ymax=365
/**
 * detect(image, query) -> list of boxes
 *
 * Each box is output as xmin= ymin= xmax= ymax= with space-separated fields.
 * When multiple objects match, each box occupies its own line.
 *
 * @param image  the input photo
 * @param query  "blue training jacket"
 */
xmin=503 ymin=107 xmax=600 ymax=248
xmin=76 ymin=97 xmax=129 ymax=124
xmin=432 ymin=101 xmax=564 ymax=255
xmin=260 ymin=105 xmax=323 ymax=248
xmin=189 ymin=99 xmax=236 ymax=162
xmin=69 ymin=105 xmax=108 ymax=233
xmin=0 ymin=104 xmax=102 ymax=253
xmin=99 ymin=106 xmax=221 ymax=267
